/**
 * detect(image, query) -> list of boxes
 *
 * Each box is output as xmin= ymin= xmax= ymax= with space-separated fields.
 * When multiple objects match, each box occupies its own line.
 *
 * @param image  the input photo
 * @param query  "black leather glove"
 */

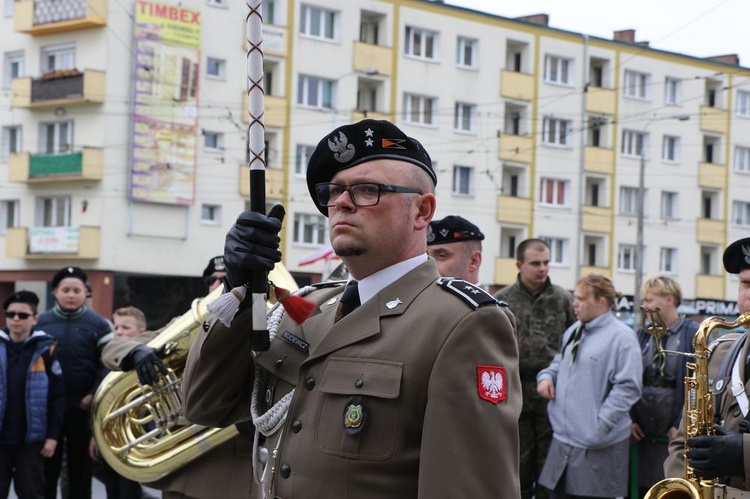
xmin=128 ymin=344 xmax=168 ymax=386
xmin=223 ymin=204 xmax=285 ymax=289
xmin=686 ymin=424 xmax=745 ymax=478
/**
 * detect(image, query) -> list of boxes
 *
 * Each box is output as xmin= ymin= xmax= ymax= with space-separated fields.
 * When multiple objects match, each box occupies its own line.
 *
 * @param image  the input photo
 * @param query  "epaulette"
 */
xmin=435 ymin=277 xmax=504 ymax=310
xmin=708 ymin=332 xmax=744 ymax=356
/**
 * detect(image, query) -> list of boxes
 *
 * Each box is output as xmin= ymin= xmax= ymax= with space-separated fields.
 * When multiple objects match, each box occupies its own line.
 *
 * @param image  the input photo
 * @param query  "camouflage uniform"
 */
xmin=495 ymin=276 xmax=575 ymax=499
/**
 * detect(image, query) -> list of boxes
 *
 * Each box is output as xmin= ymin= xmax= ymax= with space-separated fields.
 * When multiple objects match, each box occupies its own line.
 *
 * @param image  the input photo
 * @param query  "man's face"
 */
xmin=4 ymin=303 xmax=37 ymax=337
xmin=738 ymin=269 xmax=750 ymax=314
xmin=114 ymin=316 xmax=144 ymax=338
xmin=517 ymin=247 xmax=550 ymax=290
xmin=573 ymin=284 xmax=608 ymax=323
xmin=54 ymin=277 xmax=87 ymax=311
xmin=429 ymin=242 xmax=473 ymax=282
xmin=207 ymin=271 xmax=226 ymax=293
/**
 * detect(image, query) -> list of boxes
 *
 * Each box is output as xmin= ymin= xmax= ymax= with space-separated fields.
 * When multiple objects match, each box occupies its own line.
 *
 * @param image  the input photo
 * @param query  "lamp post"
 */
xmin=633 ymin=114 xmax=690 ymax=325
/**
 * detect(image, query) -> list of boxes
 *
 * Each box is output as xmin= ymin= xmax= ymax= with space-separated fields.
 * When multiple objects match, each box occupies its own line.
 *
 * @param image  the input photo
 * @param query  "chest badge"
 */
xmin=386 ymin=298 xmax=402 ymax=310
xmin=343 ymin=395 xmax=368 ymax=436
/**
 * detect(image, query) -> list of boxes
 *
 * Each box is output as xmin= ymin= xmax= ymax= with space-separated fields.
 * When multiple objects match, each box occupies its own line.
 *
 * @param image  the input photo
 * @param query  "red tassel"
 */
xmin=272 ymin=285 xmax=316 ymax=324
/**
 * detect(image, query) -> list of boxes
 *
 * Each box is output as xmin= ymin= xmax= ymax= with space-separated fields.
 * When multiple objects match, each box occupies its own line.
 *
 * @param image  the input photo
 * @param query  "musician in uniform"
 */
xmin=664 ymin=237 xmax=750 ymax=490
xmin=182 ymin=119 xmax=521 ymax=497
xmin=99 ymin=255 xmax=256 ymax=499
xmin=426 ymin=215 xmax=485 ymax=284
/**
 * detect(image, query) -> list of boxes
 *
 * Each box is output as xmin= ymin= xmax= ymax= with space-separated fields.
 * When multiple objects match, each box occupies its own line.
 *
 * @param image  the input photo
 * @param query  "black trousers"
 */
xmin=44 ymin=409 xmax=92 ymax=499
xmin=95 ymin=458 xmax=143 ymax=499
xmin=0 ymin=441 xmax=45 ymax=499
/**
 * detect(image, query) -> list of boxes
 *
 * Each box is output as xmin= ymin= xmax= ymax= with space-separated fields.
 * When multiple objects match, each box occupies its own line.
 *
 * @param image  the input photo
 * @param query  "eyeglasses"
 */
xmin=5 ymin=311 xmax=32 ymax=320
xmin=315 ymin=182 xmax=423 ymax=208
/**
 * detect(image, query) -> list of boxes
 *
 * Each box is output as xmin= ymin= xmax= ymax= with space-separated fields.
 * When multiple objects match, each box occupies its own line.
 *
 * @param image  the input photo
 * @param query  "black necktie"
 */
xmin=335 ymin=281 xmax=360 ymax=322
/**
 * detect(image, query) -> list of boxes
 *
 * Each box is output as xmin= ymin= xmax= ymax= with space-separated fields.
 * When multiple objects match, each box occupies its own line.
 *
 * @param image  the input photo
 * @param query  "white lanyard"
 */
xmin=731 ymin=351 xmax=750 ymax=417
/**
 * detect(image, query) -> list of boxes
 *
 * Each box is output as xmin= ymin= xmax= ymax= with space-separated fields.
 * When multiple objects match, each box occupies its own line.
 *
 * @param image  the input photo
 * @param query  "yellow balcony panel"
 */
xmin=353 ymin=41 xmax=392 ymax=77
xmin=500 ymin=70 xmax=534 ymax=101
xmin=497 ymin=196 xmax=531 ymax=225
xmin=242 ymin=94 xmax=287 ymax=127
xmin=9 ymin=148 xmax=103 ymax=183
xmin=240 ymin=165 xmax=284 ymax=200
xmin=582 ymin=206 xmax=612 ymax=233
xmin=695 ymin=274 xmax=724 ymax=300
xmin=696 ymin=218 xmax=724 ymax=245
xmin=584 ymin=146 xmax=614 ymax=175
xmin=351 ymin=110 xmax=390 ymax=122
xmin=580 ymin=266 xmax=611 ymax=278
xmin=699 ymin=106 xmax=728 ymax=135
xmin=698 ymin=162 xmax=725 ymax=189
xmin=261 ymin=24 xmax=287 ymax=57
xmin=585 ymin=87 xmax=616 ymax=115
xmin=14 ymin=0 xmax=107 ymax=35
xmin=498 ymin=134 xmax=533 ymax=163
xmin=12 ymin=70 xmax=105 ymax=109
xmin=6 ymin=226 xmax=101 ymax=259
xmin=494 ymin=257 xmax=518 ymax=286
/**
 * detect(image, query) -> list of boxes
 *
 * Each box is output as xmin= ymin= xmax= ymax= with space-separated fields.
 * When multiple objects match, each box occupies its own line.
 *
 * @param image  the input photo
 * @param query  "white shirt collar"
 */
xmin=351 ymin=254 xmax=428 ymax=305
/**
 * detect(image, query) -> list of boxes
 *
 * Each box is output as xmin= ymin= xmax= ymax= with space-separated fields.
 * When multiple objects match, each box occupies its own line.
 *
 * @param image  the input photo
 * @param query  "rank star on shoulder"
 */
xmin=463 ymin=284 xmax=481 ymax=294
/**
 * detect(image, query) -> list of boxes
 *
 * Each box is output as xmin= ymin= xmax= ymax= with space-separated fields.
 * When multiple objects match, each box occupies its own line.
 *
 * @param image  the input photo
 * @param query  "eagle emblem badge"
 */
xmin=477 ymin=365 xmax=506 ymax=404
xmin=328 ymin=131 xmax=355 ymax=163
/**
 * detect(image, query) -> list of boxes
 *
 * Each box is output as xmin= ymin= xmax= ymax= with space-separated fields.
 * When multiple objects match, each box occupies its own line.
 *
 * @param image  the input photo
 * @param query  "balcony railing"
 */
xmin=14 ymin=0 xmax=107 ymax=35
xmin=6 ymin=226 xmax=101 ymax=259
xmin=11 ymin=70 xmax=105 ymax=108
xmin=9 ymin=148 xmax=103 ymax=183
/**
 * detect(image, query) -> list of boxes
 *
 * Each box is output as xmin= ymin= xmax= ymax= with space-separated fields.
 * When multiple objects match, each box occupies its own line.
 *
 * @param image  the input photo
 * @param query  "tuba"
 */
xmin=643 ymin=309 xmax=750 ymax=499
xmin=92 ymin=264 xmax=298 ymax=483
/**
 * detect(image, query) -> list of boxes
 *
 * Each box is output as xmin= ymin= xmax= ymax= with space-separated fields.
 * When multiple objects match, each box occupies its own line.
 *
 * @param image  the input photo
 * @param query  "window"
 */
xmin=621 ymin=130 xmax=645 ymax=157
xmin=620 ymin=186 xmax=639 ymax=215
xmin=737 ymin=91 xmax=750 ymax=118
xmin=661 ymin=191 xmax=678 ymax=219
xmin=662 ymin=136 xmax=679 ymax=162
xmin=541 ymin=237 xmax=567 ymax=265
xmin=40 ymin=121 xmax=73 ymax=154
xmin=403 ymin=94 xmax=435 ymax=125
xmin=454 ymin=102 xmax=475 ymax=133
xmin=206 ymin=57 xmax=226 ymax=79
xmin=624 ymin=70 xmax=649 ymax=99
xmin=295 ymin=144 xmax=315 ymax=176
xmin=3 ymin=52 xmax=24 ymax=89
xmin=404 ymin=26 xmax=436 ymax=60
xmin=618 ymin=244 xmax=636 ymax=271
xmin=36 ymin=196 xmax=70 ymax=227
xmin=700 ymin=246 xmax=719 ymax=275
xmin=452 ymin=166 xmax=474 ymax=196
xmin=40 ymin=44 xmax=76 ymax=73
xmin=539 ymin=178 xmax=568 ymax=207
xmin=544 ymin=56 xmax=571 ymax=85
xmin=542 ymin=117 xmax=570 ymax=146
xmin=456 ymin=37 xmax=477 ymax=68
xmin=702 ymin=190 xmax=719 ymax=219
xmin=0 ymin=200 xmax=19 ymax=235
xmin=293 ymin=213 xmax=327 ymax=245
xmin=660 ymin=247 xmax=677 ymax=273
xmin=203 ymin=131 xmax=224 ymax=150
xmin=735 ymin=146 xmax=750 ymax=173
xmin=1 ymin=126 xmax=21 ymax=160
xmin=665 ymin=77 xmax=680 ymax=105
xmin=300 ymin=5 xmax=336 ymax=41
xmin=201 ymin=204 xmax=221 ymax=225
xmin=733 ymin=201 xmax=750 ymax=226
xmin=263 ymin=0 xmax=276 ymax=24
xmin=297 ymin=75 xmax=334 ymax=109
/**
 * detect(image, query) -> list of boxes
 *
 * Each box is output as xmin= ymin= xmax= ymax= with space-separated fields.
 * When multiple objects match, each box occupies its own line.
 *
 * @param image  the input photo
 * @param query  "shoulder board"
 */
xmin=435 ymin=277 xmax=502 ymax=310
xmin=708 ymin=332 xmax=744 ymax=355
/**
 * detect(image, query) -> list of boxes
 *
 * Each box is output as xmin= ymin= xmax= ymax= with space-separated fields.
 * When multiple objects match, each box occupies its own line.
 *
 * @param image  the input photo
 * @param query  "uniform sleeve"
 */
xmin=417 ymin=304 xmax=521 ymax=498
xmin=45 ymin=348 xmax=65 ymax=440
xmin=101 ymin=330 xmax=157 ymax=370
xmin=598 ymin=334 xmax=642 ymax=432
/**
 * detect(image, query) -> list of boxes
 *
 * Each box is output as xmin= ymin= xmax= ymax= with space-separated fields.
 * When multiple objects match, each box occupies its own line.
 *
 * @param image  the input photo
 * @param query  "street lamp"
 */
xmin=633 ymin=114 xmax=690 ymax=325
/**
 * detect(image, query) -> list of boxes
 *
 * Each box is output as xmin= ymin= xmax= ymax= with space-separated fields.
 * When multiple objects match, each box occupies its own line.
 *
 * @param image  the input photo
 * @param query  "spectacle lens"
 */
xmin=5 ymin=312 xmax=32 ymax=320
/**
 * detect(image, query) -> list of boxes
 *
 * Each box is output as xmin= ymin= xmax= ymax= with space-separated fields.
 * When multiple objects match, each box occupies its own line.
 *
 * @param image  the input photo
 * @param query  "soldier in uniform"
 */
xmin=664 ymin=237 xmax=750 ymax=490
xmin=494 ymin=239 xmax=576 ymax=499
xmin=427 ymin=215 xmax=485 ymax=284
xmin=99 ymin=255 xmax=256 ymax=499
xmin=182 ymin=119 xmax=521 ymax=498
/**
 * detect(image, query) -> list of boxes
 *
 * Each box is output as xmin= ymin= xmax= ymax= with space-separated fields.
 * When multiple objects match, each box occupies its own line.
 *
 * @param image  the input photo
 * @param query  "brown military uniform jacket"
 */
xmin=183 ymin=260 xmax=521 ymax=498
xmin=101 ymin=330 xmax=255 ymax=499
xmin=664 ymin=333 xmax=750 ymax=489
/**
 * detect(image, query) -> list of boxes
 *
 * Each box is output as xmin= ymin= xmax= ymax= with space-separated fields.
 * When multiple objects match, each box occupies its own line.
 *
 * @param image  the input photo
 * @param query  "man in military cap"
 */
xmin=183 ymin=119 xmax=521 ymax=497
xmin=664 ymin=237 xmax=750 ymax=491
xmin=202 ymin=255 xmax=226 ymax=292
xmin=427 ymin=215 xmax=484 ymax=284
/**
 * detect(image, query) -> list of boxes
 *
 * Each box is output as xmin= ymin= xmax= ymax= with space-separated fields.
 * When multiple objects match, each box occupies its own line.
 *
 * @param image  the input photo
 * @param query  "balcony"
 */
xmin=353 ymin=41 xmax=392 ymax=77
xmin=9 ymin=148 xmax=103 ymax=183
xmin=14 ymin=0 xmax=107 ymax=35
xmin=695 ymin=274 xmax=724 ymax=300
xmin=496 ymin=196 xmax=531 ymax=225
xmin=239 ymin=165 xmax=284 ymax=200
xmin=699 ymin=106 xmax=728 ymax=135
xmin=698 ymin=162 xmax=725 ymax=189
xmin=500 ymin=70 xmax=534 ymax=101
xmin=584 ymin=146 xmax=614 ymax=175
xmin=582 ymin=206 xmax=612 ymax=233
xmin=242 ymin=93 xmax=287 ymax=128
xmin=494 ymin=257 xmax=518 ymax=286
xmin=585 ymin=87 xmax=616 ymax=115
xmin=12 ymin=70 xmax=105 ymax=108
xmin=696 ymin=218 xmax=724 ymax=245
xmin=498 ymin=134 xmax=533 ymax=163
xmin=6 ymin=226 xmax=101 ymax=259
xmin=261 ymin=24 xmax=287 ymax=57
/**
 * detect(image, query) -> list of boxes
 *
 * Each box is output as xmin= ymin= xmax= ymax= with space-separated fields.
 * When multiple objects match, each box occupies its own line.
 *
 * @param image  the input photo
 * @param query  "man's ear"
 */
xmin=414 ymin=193 xmax=436 ymax=231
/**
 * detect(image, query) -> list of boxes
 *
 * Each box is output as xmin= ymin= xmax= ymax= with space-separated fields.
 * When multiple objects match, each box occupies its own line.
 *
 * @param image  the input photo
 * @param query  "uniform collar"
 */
xmin=354 ymin=254 xmax=428 ymax=305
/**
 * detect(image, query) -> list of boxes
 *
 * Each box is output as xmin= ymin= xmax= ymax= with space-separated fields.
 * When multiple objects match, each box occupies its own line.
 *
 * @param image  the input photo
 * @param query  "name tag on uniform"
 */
xmin=281 ymin=331 xmax=309 ymax=352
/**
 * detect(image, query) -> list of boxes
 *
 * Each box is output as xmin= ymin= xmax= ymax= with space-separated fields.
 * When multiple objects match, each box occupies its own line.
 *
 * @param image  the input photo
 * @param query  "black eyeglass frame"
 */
xmin=5 ymin=311 xmax=33 ymax=320
xmin=315 ymin=182 xmax=423 ymax=207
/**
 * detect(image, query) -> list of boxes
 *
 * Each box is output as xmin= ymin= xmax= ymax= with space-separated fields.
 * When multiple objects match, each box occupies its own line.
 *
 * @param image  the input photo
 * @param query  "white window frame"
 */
xmin=620 ymin=186 xmax=639 ymax=215
xmin=0 ymin=200 xmax=19 ymax=236
xmin=735 ymin=146 xmax=750 ymax=174
xmin=665 ymin=77 xmax=681 ymax=105
xmin=544 ymin=55 xmax=571 ymax=85
xmin=262 ymin=0 xmax=276 ymax=24
xmin=3 ymin=51 xmax=24 ymax=89
xmin=624 ymin=70 xmax=649 ymax=100
xmin=404 ymin=26 xmax=436 ymax=60
xmin=732 ymin=200 xmax=750 ymax=226
xmin=454 ymin=102 xmax=475 ymax=133
xmin=297 ymin=75 xmax=334 ymax=109
xmin=295 ymin=144 xmax=315 ymax=177
xmin=456 ymin=37 xmax=477 ymax=68
xmin=539 ymin=177 xmax=568 ymax=207
xmin=35 ymin=196 xmax=71 ymax=227
xmin=737 ymin=91 xmax=750 ymax=118
xmin=662 ymin=135 xmax=680 ymax=163
xmin=403 ymin=93 xmax=435 ymax=126
xmin=201 ymin=204 xmax=222 ymax=225
xmin=40 ymin=44 xmax=76 ymax=74
xmin=203 ymin=131 xmax=224 ymax=151
xmin=661 ymin=191 xmax=678 ymax=219
xmin=205 ymin=57 xmax=226 ymax=80
xmin=660 ymin=247 xmax=677 ymax=273
xmin=618 ymin=244 xmax=636 ymax=271
xmin=541 ymin=237 xmax=568 ymax=265
xmin=1 ymin=125 xmax=22 ymax=160
xmin=39 ymin=121 xmax=73 ymax=154
xmin=300 ymin=4 xmax=337 ymax=41
xmin=542 ymin=117 xmax=570 ymax=146
xmin=293 ymin=212 xmax=328 ymax=246
xmin=452 ymin=165 xmax=474 ymax=196
xmin=621 ymin=130 xmax=645 ymax=157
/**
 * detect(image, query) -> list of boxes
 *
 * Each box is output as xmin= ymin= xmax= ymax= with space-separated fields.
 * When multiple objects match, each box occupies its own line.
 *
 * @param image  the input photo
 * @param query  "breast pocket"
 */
xmin=316 ymin=357 xmax=403 ymax=460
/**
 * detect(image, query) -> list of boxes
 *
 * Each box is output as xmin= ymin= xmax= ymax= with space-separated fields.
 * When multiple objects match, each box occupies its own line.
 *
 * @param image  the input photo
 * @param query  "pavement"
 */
xmin=9 ymin=478 xmax=162 ymax=498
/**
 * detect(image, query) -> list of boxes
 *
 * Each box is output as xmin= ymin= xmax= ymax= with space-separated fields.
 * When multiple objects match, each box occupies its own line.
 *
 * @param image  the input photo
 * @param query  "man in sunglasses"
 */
xmin=183 ymin=119 xmax=521 ymax=497
xmin=202 ymin=255 xmax=227 ymax=292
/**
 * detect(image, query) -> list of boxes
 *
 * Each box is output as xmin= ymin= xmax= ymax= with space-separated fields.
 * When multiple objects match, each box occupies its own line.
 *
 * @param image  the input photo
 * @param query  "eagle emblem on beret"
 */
xmin=328 ymin=131 xmax=355 ymax=163
xmin=743 ymin=244 xmax=750 ymax=265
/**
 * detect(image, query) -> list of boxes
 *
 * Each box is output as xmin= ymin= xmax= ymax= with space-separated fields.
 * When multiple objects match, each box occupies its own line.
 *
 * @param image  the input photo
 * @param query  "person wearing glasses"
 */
xmin=183 ymin=119 xmax=521 ymax=497
xmin=0 ymin=291 xmax=65 ymax=499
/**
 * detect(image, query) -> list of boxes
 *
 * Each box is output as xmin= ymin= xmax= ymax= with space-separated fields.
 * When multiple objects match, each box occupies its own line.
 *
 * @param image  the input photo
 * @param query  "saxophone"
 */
xmin=643 ymin=308 xmax=750 ymax=499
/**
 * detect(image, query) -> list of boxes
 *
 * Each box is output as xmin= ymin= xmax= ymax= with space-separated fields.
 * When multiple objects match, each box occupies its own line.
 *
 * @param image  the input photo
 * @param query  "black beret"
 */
xmin=203 ymin=255 xmax=226 ymax=277
xmin=3 ymin=290 xmax=39 ymax=310
xmin=723 ymin=237 xmax=750 ymax=274
xmin=306 ymin=119 xmax=436 ymax=216
xmin=51 ymin=266 xmax=88 ymax=289
xmin=427 ymin=216 xmax=485 ymax=245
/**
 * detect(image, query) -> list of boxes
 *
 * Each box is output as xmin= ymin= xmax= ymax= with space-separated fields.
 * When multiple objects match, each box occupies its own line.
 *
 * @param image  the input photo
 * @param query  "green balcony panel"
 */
xmin=30 ymin=152 xmax=83 ymax=177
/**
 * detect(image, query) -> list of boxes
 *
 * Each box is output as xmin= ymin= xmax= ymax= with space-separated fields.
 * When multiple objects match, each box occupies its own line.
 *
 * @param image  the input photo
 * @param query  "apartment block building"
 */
xmin=2 ymin=0 xmax=749 ymax=320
